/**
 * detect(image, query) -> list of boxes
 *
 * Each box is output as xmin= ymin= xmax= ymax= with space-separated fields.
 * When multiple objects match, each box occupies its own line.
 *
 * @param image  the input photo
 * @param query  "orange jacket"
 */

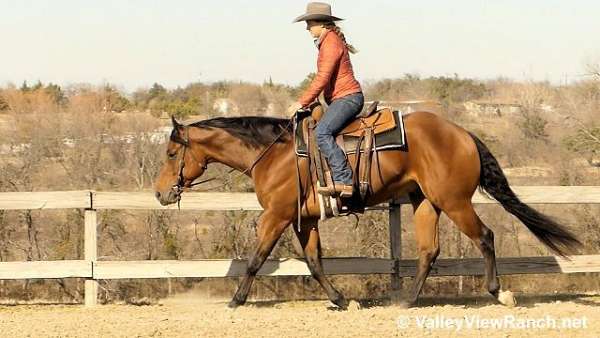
xmin=298 ymin=30 xmax=362 ymax=107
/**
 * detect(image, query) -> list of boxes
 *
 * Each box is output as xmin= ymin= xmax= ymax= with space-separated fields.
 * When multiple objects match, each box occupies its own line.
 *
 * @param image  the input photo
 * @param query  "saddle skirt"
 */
xmin=295 ymin=105 xmax=406 ymax=157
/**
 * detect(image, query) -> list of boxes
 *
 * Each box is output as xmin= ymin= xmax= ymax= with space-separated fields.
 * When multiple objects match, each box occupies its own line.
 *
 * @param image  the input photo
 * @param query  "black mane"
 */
xmin=187 ymin=116 xmax=293 ymax=148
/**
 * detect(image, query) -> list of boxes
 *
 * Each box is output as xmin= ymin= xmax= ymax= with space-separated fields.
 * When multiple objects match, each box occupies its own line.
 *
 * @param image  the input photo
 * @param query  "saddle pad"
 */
xmin=295 ymin=110 xmax=406 ymax=157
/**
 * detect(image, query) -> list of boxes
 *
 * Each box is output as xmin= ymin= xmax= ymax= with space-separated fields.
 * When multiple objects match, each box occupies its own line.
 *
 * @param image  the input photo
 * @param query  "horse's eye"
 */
xmin=168 ymin=152 xmax=177 ymax=160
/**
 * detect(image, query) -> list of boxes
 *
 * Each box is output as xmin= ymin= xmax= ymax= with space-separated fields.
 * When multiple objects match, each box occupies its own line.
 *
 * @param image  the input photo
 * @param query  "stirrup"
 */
xmin=317 ymin=183 xmax=353 ymax=198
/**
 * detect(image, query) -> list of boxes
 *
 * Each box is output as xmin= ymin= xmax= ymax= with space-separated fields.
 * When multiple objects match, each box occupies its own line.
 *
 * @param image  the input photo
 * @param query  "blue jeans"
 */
xmin=315 ymin=92 xmax=364 ymax=185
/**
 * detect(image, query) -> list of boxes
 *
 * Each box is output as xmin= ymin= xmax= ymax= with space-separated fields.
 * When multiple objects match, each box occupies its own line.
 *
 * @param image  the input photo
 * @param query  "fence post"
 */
xmin=84 ymin=208 xmax=98 ymax=307
xmin=388 ymin=199 xmax=402 ymax=293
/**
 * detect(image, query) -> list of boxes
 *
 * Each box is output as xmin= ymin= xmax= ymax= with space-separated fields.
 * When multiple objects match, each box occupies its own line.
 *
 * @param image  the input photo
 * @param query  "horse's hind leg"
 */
xmin=403 ymin=191 xmax=442 ymax=306
xmin=293 ymin=218 xmax=348 ymax=309
xmin=444 ymin=201 xmax=515 ymax=306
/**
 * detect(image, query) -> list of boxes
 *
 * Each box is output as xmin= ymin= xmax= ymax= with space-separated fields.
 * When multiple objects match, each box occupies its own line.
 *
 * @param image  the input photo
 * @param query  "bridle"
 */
xmin=172 ymin=127 xmax=210 ymax=203
xmin=170 ymin=120 xmax=294 ymax=207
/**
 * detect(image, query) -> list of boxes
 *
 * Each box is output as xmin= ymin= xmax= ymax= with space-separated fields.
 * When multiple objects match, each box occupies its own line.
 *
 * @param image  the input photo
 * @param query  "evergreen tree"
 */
xmin=20 ymin=80 xmax=30 ymax=92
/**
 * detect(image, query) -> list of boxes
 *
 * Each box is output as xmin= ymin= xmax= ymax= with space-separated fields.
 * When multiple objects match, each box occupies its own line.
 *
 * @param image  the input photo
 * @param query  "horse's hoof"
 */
xmin=331 ymin=296 xmax=348 ymax=310
xmin=497 ymin=290 xmax=517 ymax=307
xmin=388 ymin=290 xmax=403 ymax=304
xmin=227 ymin=299 xmax=243 ymax=309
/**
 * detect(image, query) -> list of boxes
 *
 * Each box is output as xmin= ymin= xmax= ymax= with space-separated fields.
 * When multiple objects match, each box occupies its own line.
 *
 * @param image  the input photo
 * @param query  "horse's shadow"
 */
xmin=238 ymin=293 xmax=600 ymax=310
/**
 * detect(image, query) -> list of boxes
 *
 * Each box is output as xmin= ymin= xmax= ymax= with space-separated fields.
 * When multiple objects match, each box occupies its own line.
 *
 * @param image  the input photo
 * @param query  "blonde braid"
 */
xmin=323 ymin=22 xmax=358 ymax=54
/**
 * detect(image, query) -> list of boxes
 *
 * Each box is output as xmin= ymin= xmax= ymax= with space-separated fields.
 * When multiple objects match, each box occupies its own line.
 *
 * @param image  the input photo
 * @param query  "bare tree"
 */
xmin=585 ymin=59 xmax=600 ymax=81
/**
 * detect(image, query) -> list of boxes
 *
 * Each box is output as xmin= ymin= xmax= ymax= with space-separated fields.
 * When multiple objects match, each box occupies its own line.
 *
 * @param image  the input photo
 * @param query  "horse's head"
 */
xmin=154 ymin=116 xmax=209 ymax=206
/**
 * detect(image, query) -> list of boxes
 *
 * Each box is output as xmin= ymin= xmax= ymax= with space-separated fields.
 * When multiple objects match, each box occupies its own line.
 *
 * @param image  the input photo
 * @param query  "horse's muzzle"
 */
xmin=155 ymin=190 xmax=180 ymax=206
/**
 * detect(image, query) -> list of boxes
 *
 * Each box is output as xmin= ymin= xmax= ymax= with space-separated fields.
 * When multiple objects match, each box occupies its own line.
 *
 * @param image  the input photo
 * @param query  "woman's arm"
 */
xmin=298 ymin=34 xmax=344 ymax=107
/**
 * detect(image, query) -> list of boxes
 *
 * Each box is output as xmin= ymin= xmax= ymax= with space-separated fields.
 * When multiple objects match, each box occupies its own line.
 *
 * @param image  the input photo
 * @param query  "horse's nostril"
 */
xmin=155 ymin=191 xmax=161 ymax=200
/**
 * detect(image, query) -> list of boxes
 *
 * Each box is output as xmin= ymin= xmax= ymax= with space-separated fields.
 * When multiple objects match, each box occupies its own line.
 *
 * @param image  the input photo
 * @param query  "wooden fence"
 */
xmin=1 ymin=186 xmax=600 ymax=306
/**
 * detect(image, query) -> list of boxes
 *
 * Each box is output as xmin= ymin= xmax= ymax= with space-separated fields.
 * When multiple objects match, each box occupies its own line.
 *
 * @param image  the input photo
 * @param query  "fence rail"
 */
xmin=4 ymin=255 xmax=600 ymax=280
xmin=1 ymin=186 xmax=600 ymax=306
xmin=2 ymin=186 xmax=600 ymax=210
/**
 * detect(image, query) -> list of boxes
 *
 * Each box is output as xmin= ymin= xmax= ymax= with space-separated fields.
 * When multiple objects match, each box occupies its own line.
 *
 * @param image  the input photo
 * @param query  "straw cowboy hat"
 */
xmin=292 ymin=2 xmax=344 ymax=23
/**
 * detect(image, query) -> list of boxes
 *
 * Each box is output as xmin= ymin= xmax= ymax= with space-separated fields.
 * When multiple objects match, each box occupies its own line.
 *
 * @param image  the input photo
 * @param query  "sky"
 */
xmin=1 ymin=0 xmax=599 ymax=92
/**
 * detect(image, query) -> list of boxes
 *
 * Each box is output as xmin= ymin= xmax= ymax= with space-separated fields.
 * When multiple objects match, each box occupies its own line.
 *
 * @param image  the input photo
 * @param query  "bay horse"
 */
xmin=154 ymin=111 xmax=580 ymax=309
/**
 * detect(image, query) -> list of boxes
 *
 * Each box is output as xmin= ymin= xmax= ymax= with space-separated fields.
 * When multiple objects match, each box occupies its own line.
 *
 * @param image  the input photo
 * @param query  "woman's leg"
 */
xmin=315 ymin=93 xmax=364 ymax=186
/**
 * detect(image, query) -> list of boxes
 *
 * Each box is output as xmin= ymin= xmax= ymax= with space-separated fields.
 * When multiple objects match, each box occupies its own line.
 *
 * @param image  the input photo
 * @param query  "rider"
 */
xmin=288 ymin=2 xmax=364 ymax=198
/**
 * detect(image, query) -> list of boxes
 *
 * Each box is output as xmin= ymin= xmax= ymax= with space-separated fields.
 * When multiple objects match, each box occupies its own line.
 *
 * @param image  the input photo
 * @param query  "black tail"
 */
xmin=468 ymin=133 xmax=582 ymax=257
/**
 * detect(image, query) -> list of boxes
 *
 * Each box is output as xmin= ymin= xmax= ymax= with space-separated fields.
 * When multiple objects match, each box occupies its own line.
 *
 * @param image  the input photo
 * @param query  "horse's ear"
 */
xmin=171 ymin=115 xmax=180 ymax=129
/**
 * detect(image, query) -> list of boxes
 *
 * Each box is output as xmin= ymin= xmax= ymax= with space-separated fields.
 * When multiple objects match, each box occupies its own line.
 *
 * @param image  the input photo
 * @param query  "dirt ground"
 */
xmin=1 ymin=293 xmax=599 ymax=338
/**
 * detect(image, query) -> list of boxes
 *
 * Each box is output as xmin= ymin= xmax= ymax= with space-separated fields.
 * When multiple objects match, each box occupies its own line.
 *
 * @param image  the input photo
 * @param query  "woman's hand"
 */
xmin=287 ymin=102 xmax=303 ymax=117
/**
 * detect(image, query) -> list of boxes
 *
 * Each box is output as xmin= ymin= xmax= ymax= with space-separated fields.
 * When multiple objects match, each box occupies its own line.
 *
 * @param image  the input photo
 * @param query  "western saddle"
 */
xmin=294 ymin=101 xmax=405 ymax=219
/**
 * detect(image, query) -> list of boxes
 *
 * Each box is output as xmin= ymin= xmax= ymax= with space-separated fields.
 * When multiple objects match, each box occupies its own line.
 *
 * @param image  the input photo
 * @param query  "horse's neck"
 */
xmin=192 ymin=126 xmax=294 ymax=180
xmin=202 ymin=134 xmax=264 ymax=175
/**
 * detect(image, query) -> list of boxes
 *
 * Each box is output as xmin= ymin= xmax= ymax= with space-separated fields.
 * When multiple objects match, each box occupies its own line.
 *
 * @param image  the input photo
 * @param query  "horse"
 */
xmin=154 ymin=111 xmax=581 ymax=309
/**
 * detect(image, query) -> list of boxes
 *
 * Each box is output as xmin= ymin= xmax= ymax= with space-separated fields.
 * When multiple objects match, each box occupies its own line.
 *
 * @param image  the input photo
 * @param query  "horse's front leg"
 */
xmin=228 ymin=210 xmax=291 ymax=308
xmin=293 ymin=217 xmax=348 ymax=309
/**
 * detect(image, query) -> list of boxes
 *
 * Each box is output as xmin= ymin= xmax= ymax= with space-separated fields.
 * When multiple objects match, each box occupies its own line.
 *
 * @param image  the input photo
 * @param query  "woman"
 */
xmin=288 ymin=2 xmax=364 ymax=198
